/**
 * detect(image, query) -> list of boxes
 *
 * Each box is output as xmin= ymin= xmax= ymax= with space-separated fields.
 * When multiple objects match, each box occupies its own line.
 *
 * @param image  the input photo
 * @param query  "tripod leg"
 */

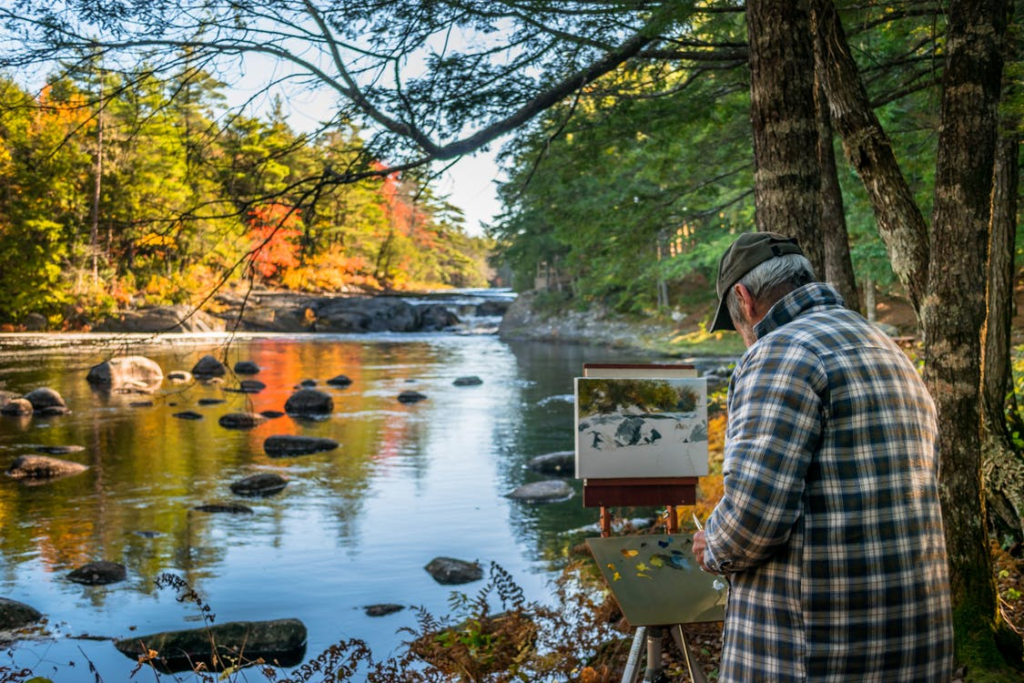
xmin=642 ymin=626 xmax=664 ymax=682
xmin=670 ymin=624 xmax=708 ymax=683
xmin=621 ymin=626 xmax=646 ymax=683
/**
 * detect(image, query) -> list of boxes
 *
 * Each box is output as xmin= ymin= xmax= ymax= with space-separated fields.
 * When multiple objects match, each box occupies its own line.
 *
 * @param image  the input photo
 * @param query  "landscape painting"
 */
xmin=574 ymin=377 xmax=709 ymax=479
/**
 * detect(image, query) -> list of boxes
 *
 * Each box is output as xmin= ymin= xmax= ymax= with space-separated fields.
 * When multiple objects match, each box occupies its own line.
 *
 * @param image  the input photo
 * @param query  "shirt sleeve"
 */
xmin=703 ymin=337 xmax=825 ymax=573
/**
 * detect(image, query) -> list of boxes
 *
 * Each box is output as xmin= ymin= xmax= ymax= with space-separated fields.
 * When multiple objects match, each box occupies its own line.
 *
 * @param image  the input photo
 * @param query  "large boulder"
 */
xmin=24 ymin=387 xmax=66 ymax=411
xmin=92 ymin=305 xmax=225 ymax=333
xmin=230 ymin=473 xmax=289 ymax=497
xmin=424 ymin=557 xmax=483 ymax=585
xmin=419 ymin=304 xmax=459 ymax=331
xmin=507 ymin=480 xmax=574 ymax=503
xmin=86 ymin=356 xmax=164 ymax=391
xmin=67 ymin=561 xmax=126 ymax=585
xmin=7 ymin=455 xmax=88 ymax=481
xmin=192 ymin=355 xmax=227 ymax=379
xmin=114 ymin=619 xmax=307 ymax=673
xmin=284 ymin=389 xmax=334 ymax=416
xmin=264 ymin=435 xmax=339 ymax=457
xmin=0 ymin=598 xmax=43 ymax=630
xmin=314 ymin=297 xmax=420 ymax=333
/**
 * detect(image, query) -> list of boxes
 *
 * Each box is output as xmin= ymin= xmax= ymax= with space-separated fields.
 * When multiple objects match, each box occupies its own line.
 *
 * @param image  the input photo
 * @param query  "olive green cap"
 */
xmin=709 ymin=232 xmax=804 ymax=332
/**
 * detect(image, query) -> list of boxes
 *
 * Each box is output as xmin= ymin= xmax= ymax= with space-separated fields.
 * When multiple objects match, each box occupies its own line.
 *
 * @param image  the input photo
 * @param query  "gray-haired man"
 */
xmin=692 ymin=232 xmax=953 ymax=682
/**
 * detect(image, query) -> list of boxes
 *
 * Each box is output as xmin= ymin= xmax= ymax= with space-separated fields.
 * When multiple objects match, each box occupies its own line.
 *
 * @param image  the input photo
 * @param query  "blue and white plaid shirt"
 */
xmin=704 ymin=282 xmax=953 ymax=682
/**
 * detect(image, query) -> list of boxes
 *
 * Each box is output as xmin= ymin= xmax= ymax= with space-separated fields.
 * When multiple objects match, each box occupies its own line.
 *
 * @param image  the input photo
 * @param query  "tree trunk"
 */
xmin=746 ymin=0 xmax=822 ymax=262
xmin=809 ymin=0 xmax=930 ymax=317
xmin=981 ymin=37 xmax=1023 ymax=538
xmin=923 ymin=0 xmax=1008 ymax=666
xmin=90 ymin=76 xmax=103 ymax=283
xmin=813 ymin=76 xmax=858 ymax=309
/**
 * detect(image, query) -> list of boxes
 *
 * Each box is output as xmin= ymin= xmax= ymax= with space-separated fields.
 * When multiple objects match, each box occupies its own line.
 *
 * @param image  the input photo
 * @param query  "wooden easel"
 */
xmin=583 ymin=480 xmax=709 ymax=682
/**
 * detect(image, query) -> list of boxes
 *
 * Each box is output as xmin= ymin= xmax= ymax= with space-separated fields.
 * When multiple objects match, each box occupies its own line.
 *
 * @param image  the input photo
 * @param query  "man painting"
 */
xmin=692 ymin=232 xmax=953 ymax=682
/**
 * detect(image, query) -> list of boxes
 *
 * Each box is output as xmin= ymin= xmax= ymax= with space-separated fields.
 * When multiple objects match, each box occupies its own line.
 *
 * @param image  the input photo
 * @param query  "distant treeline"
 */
xmin=0 ymin=66 xmax=492 ymax=328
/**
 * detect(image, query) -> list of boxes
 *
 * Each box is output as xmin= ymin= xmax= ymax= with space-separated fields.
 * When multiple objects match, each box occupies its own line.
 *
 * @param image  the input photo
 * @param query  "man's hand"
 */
xmin=693 ymin=529 xmax=712 ymax=573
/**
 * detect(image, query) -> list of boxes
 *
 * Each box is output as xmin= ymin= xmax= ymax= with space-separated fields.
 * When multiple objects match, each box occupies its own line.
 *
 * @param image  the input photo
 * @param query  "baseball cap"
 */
xmin=709 ymin=232 xmax=805 ymax=332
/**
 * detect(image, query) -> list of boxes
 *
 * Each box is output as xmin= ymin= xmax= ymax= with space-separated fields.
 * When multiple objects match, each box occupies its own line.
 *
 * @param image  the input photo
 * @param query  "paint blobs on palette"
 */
xmin=651 ymin=553 xmax=693 ymax=571
xmin=621 ymin=549 xmax=639 ymax=558
xmin=658 ymin=538 xmax=672 ymax=548
xmin=606 ymin=563 xmax=623 ymax=581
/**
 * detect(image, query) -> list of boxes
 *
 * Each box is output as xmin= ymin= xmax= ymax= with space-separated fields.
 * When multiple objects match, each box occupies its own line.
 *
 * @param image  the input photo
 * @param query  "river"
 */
xmin=0 ymin=319 xmax=666 ymax=680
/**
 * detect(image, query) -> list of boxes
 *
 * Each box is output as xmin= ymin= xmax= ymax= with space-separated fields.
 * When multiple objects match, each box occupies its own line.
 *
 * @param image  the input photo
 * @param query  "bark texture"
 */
xmin=813 ymin=71 xmax=858 ymax=309
xmin=922 ymin=0 xmax=1007 ymax=663
xmin=809 ymin=0 xmax=930 ymax=316
xmin=746 ymin=0 xmax=822 ymax=262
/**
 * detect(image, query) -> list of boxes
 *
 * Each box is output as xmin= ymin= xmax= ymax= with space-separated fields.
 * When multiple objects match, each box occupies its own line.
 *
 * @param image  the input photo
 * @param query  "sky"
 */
xmin=436 ymin=149 xmax=505 ymax=237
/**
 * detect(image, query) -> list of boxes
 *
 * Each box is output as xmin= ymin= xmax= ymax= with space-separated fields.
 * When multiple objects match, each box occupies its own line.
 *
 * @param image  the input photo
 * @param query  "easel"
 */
xmin=585 ymin=480 xmax=709 ymax=683
xmin=578 ymin=363 xmax=716 ymax=683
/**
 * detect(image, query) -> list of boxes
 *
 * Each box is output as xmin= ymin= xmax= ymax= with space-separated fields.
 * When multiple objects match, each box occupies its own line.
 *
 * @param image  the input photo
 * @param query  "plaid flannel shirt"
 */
xmin=703 ymin=282 xmax=953 ymax=682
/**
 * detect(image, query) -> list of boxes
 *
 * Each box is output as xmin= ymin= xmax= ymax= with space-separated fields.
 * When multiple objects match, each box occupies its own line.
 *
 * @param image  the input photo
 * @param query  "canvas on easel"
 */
xmin=575 ymin=368 xmax=709 ymax=480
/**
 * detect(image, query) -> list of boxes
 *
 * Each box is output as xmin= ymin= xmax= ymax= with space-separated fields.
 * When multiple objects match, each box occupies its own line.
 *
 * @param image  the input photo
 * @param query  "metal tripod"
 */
xmin=621 ymin=624 xmax=708 ymax=683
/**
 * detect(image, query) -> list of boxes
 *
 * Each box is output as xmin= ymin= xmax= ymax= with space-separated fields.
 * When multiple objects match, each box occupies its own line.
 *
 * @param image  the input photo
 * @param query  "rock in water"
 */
xmin=284 ymin=389 xmax=334 ymax=416
xmin=191 ymin=355 xmax=227 ymax=379
xmin=218 ymin=412 xmax=268 ymax=430
xmin=114 ymin=619 xmax=307 ymax=673
xmin=526 ymin=451 xmax=575 ymax=475
xmin=1 ymin=399 xmax=33 ymax=416
xmin=0 ymin=597 xmax=43 ymax=630
xmin=23 ymin=387 xmax=66 ymax=411
xmin=397 ymin=390 xmax=427 ymax=404
xmin=507 ymin=480 xmax=574 ymax=503
xmin=365 ymin=604 xmax=404 ymax=617
xmin=453 ymin=376 xmax=483 ymax=386
xmin=263 ymin=435 xmax=339 ymax=457
xmin=326 ymin=374 xmax=353 ymax=387
xmin=172 ymin=411 xmax=203 ymax=420
xmin=238 ymin=379 xmax=266 ymax=393
xmin=193 ymin=503 xmax=253 ymax=514
xmin=67 ymin=561 xmax=126 ymax=585
xmin=6 ymin=455 xmax=88 ymax=481
xmin=424 ymin=557 xmax=483 ymax=585
xmin=86 ymin=356 xmax=164 ymax=390
xmin=233 ymin=360 xmax=260 ymax=375
xmin=230 ymin=473 xmax=289 ymax=497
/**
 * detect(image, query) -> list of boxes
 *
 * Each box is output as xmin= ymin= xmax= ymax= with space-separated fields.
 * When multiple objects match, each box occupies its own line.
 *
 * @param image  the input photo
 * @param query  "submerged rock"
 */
xmin=230 ymin=473 xmax=289 ymax=497
xmin=172 ymin=411 xmax=203 ymax=420
xmin=326 ymin=374 xmax=353 ymax=387
xmin=67 ymin=561 xmax=126 ymax=586
xmin=193 ymin=503 xmax=253 ymax=514
xmin=238 ymin=379 xmax=266 ymax=393
xmin=167 ymin=370 xmax=192 ymax=383
xmin=86 ymin=356 xmax=164 ymax=390
xmin=218 ymin=412 xmax=268 ymax=430
xmin=0 ymin=597 xmax=43 ymax=630
xmin=284 ymin=389 xmax=334 ymax=416
xmin=453 ymin=376 xmax=483 ymax=387
xmin=424 ymin=557 xmax=483 ymax=585
xmin=191 ymin=355 xmax=227 ymax=379
xmin=365 ymin=604 xmax=404 ymax=617
xmin=263 ymin=435 xmax=339 ymax=458
xmin=526 ymin=451 xmax=575 ymax=476
xmin=114 ymin=618 xmax=307 ymax=673
xmin=397 ymin=390 xmax=427 ymax=404
xmin=7 ymin=455 xmax=87 ymax=481
xmin=507 ymin=480 xmax=574 ymax=503
xmin=260 ymin=410 xmax=285 ymax=419
xmin=34 ymin=445 xmax=85 ymax=455
xmin=197 ymin=398 xmax=226 ymax=406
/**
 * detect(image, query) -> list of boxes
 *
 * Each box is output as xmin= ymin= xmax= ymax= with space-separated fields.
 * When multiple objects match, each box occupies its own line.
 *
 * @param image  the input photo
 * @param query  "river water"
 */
xmin=0 ymin=320 xmax=667 ymax=680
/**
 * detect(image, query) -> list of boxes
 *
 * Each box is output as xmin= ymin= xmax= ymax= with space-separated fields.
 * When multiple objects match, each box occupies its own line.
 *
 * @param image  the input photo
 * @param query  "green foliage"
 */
xmin=578 ymin=379 xmax=699 ymax=416
xmin=0 ymin=65 xmax=492 ymax=325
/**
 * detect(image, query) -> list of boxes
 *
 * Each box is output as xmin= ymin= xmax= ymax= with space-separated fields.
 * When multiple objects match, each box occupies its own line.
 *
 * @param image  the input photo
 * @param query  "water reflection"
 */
xmin=0 ymin=333 xmax=657 ymax=681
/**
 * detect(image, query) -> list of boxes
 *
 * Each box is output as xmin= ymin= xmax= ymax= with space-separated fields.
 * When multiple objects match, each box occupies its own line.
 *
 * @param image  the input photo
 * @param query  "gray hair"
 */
xmin=725 ymin=253 xmax=816 ymax=326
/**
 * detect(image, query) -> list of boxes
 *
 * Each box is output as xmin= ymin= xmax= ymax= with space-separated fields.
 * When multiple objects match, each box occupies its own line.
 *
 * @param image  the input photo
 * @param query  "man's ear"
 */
xmin=733 ymin=283 xmax=757 ymax=321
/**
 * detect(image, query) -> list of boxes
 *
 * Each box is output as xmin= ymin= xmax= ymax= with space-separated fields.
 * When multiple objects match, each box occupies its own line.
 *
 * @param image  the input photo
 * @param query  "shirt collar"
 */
xmin=753 ymin=282 xmax=846 ymax=340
